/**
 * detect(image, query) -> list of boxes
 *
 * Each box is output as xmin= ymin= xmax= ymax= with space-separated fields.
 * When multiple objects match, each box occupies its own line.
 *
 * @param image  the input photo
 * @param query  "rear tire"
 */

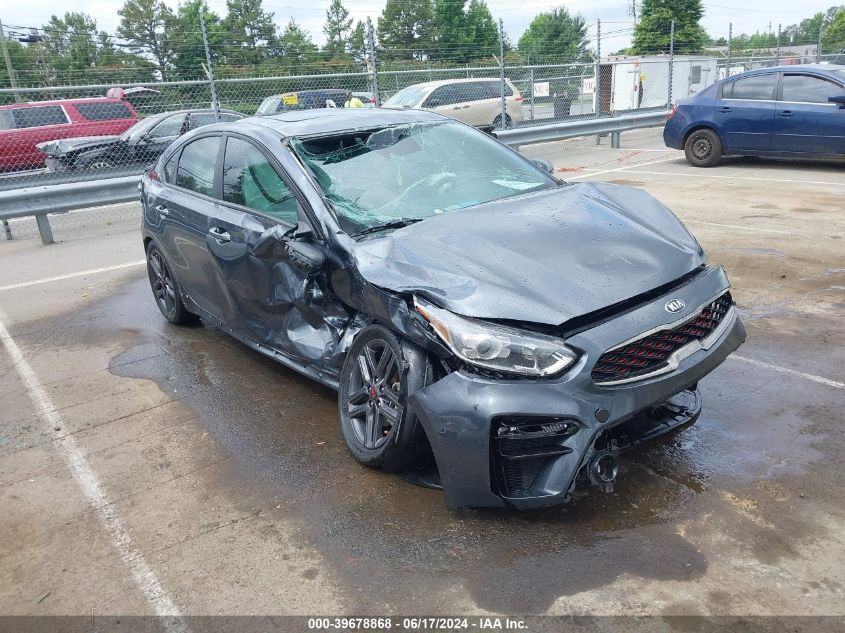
xmin=684 ymin=129 xmax=722 ymax=167
xmin=493 ymin=114 xmax=513 ymax=129
xmin=146 ymin=242 xmax=197 ymax=325
xmin=338 ymin=325 xmax=428 ymax=470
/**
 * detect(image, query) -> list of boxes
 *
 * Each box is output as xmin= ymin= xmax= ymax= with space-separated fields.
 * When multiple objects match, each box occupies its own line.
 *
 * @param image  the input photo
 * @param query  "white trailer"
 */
xmin=597 ymin=56 xmax=719 ymax=112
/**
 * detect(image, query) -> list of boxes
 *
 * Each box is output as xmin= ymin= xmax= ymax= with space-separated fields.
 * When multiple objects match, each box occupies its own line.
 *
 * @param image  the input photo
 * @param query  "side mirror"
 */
xmin=286 ymin=238 xmax=325 ymax=276
xmin=532 ymin=158 xmax=555 ymax=174
xmin=829 ymin=94 xmax=845 ymax=108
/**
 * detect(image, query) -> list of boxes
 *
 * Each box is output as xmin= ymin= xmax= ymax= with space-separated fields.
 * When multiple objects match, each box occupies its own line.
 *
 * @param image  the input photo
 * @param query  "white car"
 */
xmin=383 ymin=78 xmax=524 ymax=128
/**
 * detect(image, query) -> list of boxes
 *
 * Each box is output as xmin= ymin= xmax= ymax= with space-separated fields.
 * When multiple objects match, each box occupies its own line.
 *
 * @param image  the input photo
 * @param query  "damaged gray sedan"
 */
xmin=140 ymin=108 xmax=746 ymax=509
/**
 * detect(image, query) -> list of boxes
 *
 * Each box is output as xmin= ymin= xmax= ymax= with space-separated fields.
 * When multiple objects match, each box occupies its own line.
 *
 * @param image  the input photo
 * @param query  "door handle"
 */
xmin=778 ymin=110 xmax=794 ymax=117
xmin=209 ymin=227 xmax=231 ymax=243
xmin=718 ymin=106 xmax=732 ymax=113
xmin=452 ymin=105 xmax=462 ymax=110
xmin=462 ymin=105 xmax=470 ymax=108
xmin=155 ymin=204 xmax=169 ymax=216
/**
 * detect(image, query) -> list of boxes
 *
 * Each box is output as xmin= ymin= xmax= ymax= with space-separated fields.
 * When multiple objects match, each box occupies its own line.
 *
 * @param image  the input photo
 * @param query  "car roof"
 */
xmin=238 ymin=107 xmax=445 ymax=137
xmin=0 ymin=97 xmax=125 ymax=110
xmin=727 ymin=63 xmax=845 ymax=78
xmin=404 ymin=77 xmax=512 ymax=90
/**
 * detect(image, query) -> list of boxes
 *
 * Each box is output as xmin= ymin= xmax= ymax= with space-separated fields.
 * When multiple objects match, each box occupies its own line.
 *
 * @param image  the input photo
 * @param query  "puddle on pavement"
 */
xmin=20 ymin=276 xmax=840 ymax=612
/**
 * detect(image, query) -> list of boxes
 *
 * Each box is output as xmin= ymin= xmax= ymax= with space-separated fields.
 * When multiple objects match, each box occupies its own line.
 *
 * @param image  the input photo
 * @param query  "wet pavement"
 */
xmin=1 ymin=129 xmax=844 ymax=619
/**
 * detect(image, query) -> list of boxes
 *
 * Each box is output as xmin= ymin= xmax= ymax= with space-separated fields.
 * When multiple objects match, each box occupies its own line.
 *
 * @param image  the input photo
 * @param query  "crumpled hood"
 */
xmin=37 ymin=135 xmax=121 ymax=156
xmin=353 ymin=181 xmax=705 ymax=325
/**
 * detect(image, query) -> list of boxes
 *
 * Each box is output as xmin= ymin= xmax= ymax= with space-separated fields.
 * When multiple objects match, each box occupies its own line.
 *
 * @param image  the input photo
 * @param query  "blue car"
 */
xmin=663 ymin=64 xmax=845 ymax=166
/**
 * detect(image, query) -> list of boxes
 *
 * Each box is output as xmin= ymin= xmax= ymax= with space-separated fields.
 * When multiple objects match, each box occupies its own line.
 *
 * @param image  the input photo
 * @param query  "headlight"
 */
xmin=414 ymin=297 xmax=577 ymax=377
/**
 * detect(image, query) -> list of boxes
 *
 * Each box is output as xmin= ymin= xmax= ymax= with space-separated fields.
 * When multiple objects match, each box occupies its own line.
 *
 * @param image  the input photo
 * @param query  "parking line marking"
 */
xmin=0 ymin=314 xmax=189 ymax=632
xmin=611 ymin=169 xmax=845 ymax=188
xmin=684 ymin=220 xmax=792 ymax=235
xmin=0 ymin=260 xmax=146 ymax=293
xmin=731 ymin=354 xmax=844 ymax=390
xmin=568 ymin=155 xmax=682 ymax=179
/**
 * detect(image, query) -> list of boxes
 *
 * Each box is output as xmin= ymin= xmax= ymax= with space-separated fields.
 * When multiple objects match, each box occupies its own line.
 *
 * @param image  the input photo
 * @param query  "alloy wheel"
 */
xmin=148 ymin=248 xmax=177 ymax=318
xmin=346 ymin=339 xmax=402 ymax=450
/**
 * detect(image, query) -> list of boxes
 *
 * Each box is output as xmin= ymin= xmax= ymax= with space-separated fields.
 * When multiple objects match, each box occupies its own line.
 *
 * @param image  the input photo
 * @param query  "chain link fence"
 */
xmin=1 ymin=12 xmax=844 ymax=215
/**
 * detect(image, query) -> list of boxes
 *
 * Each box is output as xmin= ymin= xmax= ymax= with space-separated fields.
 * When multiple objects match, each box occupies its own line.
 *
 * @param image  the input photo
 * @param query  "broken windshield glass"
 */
xmin=289 ymin=121 xmax=556 ymax=237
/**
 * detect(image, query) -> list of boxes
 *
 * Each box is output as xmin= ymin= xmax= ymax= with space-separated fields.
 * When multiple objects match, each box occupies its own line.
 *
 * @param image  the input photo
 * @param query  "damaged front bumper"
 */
xmin=408 ymin=266 xmax=746 ymax=510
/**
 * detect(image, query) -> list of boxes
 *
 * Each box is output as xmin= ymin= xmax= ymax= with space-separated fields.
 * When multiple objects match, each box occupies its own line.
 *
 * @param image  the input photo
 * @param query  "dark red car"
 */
xmin=0 ymin=97 xmax=138 ymax=171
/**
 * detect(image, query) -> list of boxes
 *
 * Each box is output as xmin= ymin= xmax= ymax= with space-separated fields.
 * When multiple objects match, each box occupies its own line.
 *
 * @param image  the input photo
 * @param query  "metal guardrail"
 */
xmin=496 ymin=110 xmax=669 ymax=147
xmin=0 ymin=111 xmax=668 ymax=246
xmin=0 ymin=176 xmax=140 ymax=245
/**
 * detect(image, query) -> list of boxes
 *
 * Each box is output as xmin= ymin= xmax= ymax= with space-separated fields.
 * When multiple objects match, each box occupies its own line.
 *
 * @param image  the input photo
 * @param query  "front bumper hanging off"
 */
xmin=408 ymin=266 xmax=746 ymax=510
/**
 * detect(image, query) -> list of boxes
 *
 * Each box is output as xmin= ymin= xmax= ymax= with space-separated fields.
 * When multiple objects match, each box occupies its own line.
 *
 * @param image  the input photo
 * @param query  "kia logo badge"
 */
xmin=665 ymin=299 xmax=686 ymax=314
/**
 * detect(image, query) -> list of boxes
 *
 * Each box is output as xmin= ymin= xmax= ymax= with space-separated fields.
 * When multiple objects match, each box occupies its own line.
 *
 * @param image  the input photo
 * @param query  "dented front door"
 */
xmin=205 ymin=134 xmax=345 ymax=370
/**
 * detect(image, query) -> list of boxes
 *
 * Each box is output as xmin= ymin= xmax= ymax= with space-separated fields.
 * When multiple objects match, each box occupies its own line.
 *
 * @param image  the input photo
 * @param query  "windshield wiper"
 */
xmin=352 ymin=217 xmax=424 ymax=238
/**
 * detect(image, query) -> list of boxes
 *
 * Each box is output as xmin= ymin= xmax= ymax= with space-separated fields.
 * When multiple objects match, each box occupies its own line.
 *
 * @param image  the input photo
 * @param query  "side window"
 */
xmin=163 ymin=151 xmax=179 ymax=183
xmin=12 ymin=106 xmax=69 ymax=128
xmin=222 ymin=137 xmax=298 ymax=224
xmin=781 ymin=74 xmax=842 ymax=104
xmin=149 ymin=114 xmax=186 ymax=139
xmin=725 ymin=74 xmax=776 ymax=100
xmin=175 ymin=136 xmax=220 ymax=196
xmin=75 ymin=102 xmax=133 ymax=121
xmin=189 ymin=113 xmax=219 ymax=129
xmin=425 ymin=85 xmax=458 ymax=107
xmin=457 ymin=83 xmax=485 ymax=102
xmin=0 ymin=110 xmax=13 ymax=131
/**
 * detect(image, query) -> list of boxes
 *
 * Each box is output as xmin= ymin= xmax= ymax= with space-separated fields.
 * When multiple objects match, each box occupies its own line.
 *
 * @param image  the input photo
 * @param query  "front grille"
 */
xmin=591 ymin=293 xmax=732 ymax=384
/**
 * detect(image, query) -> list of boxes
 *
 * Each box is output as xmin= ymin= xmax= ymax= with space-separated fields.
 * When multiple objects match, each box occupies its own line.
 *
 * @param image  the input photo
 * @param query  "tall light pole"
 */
xmin=0 ymin=18 xmax=23 ymax=103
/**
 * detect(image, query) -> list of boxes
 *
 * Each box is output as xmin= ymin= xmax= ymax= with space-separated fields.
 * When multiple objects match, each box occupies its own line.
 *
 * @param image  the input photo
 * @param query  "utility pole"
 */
xmin=817 ymin=23 xmax=823 ymax=62
xmin=198 ymin=3 xmax=220 ymax=120
xmin=775 ymin=23 xmax=781 ymax=64
xmin=0 ymin=18 xmax=22 ymax=103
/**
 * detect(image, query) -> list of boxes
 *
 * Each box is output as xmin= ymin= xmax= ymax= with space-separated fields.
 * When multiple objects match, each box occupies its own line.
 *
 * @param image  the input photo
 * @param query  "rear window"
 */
xmin=11 ymin=105 xmax=69 ymax=129
xmin=75 ymin=102 xmax=134 ymax=121
xmin=723 ymin=74 xmax=776 ymax=100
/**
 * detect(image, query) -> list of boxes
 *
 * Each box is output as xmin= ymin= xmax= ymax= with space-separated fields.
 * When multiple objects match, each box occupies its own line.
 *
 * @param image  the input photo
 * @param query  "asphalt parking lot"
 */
xmin=1 ymin=128 xmax=843 ymax=621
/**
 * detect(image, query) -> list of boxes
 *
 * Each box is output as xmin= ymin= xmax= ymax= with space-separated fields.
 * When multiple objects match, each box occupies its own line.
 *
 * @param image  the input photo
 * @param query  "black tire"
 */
xmin=146 ymin=241 xmax=197 ymax=325
xmin=684 ymin=128 xmax=722 ymax=167
xmin=338 ymin=325 xmax=428 ymax=470
xmin=493 ymin=114 xmax=513 ymax=129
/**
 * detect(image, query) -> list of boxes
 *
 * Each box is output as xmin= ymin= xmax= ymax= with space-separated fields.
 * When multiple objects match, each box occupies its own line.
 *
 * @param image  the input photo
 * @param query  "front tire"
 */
xmin=684 ymin=128 xmax=722 ymax=167
xmin=338 ymin=325 xmax=427 ymax=469
xmin=146 ymin=242 xmax=196 ymax=325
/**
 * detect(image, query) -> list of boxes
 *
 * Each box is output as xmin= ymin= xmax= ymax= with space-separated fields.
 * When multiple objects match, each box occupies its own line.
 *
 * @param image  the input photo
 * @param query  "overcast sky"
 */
xmin=0 ymin=0 xmax=837 ymax=50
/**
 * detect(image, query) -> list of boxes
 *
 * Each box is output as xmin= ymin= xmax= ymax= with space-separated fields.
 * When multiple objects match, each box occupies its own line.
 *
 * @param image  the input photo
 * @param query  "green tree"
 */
xmin=631 ymin=0 xmax=707 ymax=54
xmin=347 ymin=20 xmax=367 ymax=62
xmin=824 ymin=7 xmax=845 ymax=49
xmin=224 ymin=0 xmax=275 ymax=66
xmin=272 ymin=19 xmax=318 ymax=68
xmin=377 ymin=0 xmax=434 ymax=60
xmin=117 ymin=0 xmax=175 ymax=78
xmin=784 ymin=6 xmax=842 ymax=45
xmin=42 ymin=13 xmax=101 ymax=78
xmin=323 ymin=0 xmax=353 ymax=59
xmin=464 ymin=0 xmax=499 ymax=59
xmin=0 ymin=38 xmax=37 ymax=89
xmin=432 ymin=0 xmax=469 ymax=60
xmin=168 ymin=0 xmax=226 ymax=78
xmin=517 ymin=8 xmax=589 ymax=63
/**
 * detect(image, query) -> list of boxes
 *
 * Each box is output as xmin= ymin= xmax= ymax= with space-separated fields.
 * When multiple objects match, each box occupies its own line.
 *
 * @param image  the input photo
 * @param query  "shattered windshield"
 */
xmin=290 ymin=121 xmax=556 ymax=237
